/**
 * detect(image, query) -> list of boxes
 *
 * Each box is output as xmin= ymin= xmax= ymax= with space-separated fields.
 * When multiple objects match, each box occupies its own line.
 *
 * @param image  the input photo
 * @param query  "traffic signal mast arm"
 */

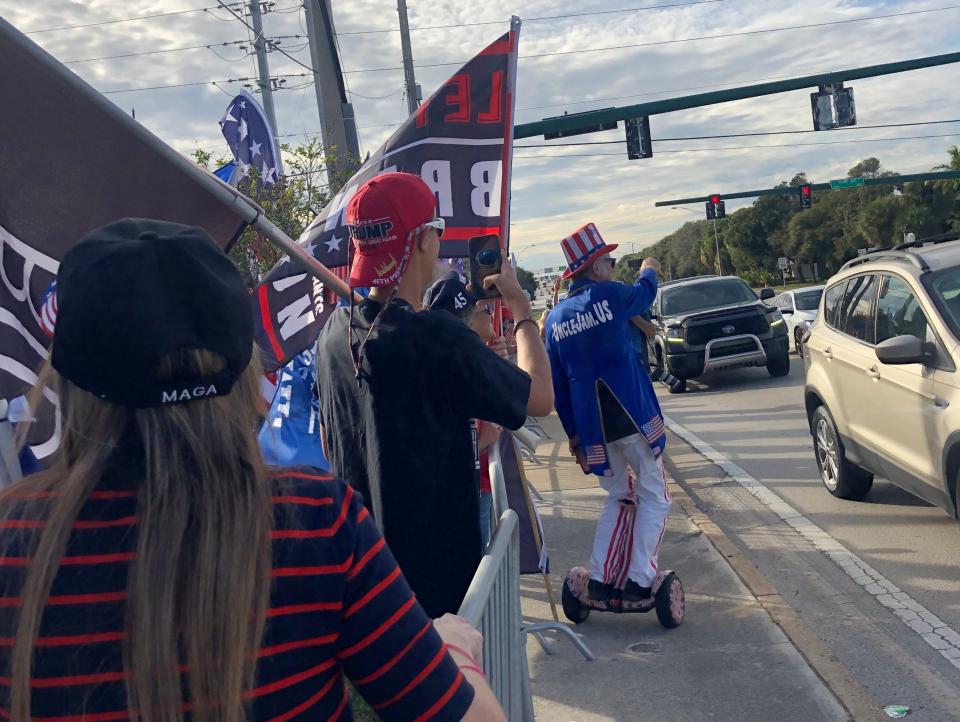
xmin=514 ymin=51 xmax=960 ymax=140
xmin=654 ymin=170 xmax=960 ymax=207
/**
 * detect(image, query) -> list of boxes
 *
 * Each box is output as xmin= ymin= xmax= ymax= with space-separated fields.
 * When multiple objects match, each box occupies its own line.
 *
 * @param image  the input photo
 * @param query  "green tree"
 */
xmin=786 ymin=203 xmax=845 ymax=272
xmin=848 ymin=157 xmax=883 ymax=179
xmin=191 ymin=139 xmax=333 ymax=284
xmin=515 ymin=266 xmax=537 ymax=298
xmin=647 ymin=150 xmax=960 ymax=279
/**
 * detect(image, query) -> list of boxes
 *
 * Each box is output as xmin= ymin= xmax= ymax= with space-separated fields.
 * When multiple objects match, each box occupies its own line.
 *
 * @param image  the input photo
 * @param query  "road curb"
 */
xmin=667 ymin=475 xmax=886 ymax=722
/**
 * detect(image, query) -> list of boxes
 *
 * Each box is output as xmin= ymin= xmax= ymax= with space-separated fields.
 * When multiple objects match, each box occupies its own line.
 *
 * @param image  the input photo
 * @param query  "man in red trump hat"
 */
xmin=314 ymin=171 xmax=554 ymax=617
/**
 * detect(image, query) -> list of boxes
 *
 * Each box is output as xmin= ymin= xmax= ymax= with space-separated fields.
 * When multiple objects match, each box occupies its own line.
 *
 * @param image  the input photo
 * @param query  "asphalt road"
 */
xmin=658 ymin=354 xmax=960 ymax=720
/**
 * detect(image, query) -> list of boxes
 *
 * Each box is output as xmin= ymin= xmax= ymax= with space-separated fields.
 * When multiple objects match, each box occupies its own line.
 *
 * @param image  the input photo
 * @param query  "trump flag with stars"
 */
xmin=252 ymin=18 xmax=522 ymax=371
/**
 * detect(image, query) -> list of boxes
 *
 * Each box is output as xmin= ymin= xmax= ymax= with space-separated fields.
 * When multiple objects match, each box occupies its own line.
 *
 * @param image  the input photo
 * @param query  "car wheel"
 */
xmin=813 ymin=406 xmax=873 ymax=499
xmin=767 ymin=351 xmax=790 ymax=377
xmin=954 ymin=467 xmax=960 ymax=521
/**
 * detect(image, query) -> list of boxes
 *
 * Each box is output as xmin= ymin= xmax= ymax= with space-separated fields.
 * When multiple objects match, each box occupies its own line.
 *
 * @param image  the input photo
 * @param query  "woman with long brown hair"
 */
xmin=0 ymin=219 xmax=504 ymax=722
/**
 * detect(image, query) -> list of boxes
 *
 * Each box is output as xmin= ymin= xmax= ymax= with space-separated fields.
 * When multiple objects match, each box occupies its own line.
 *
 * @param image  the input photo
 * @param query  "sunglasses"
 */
xmin=599 ymin=256 xmax=616 ymax=268
xmin=476 ymin=248 xmax=502 ymax=267
xmin=423 ymin=217 xmax=445 ymax=238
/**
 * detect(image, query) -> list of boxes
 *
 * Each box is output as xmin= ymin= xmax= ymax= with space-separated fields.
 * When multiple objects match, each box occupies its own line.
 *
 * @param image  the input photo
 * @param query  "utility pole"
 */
xmin=712 ymin=218 xmax=723 ymax=276
xmin=397 ymin=0 xmax=419 ymax=116
xmin=249 ymin=0 xmax=279 ymax=137
xmin=302 ymin=0 xmax=360 ymax=188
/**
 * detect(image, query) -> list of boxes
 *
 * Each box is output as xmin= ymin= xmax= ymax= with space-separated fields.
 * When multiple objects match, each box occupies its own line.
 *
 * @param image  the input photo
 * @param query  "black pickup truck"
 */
xmin=650 ymin=275 xmax=790 ymax=393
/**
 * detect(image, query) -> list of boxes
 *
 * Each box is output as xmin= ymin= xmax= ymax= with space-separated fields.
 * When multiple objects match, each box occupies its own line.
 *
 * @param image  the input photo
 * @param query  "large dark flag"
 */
xmin=253 ymin=18 xmax=522 ymax=370
xmin=0 ymin=17 xmax=254 ymax=460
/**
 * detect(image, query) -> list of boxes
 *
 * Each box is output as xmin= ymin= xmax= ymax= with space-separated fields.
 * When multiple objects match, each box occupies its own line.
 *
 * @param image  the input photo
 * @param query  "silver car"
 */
xmin=772 ymin=286 xmax=824 ymax=355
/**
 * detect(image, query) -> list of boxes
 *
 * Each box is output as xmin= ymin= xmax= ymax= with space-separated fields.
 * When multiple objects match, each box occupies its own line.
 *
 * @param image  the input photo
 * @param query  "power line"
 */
xmin=98 ymin=70 xmax=315 ymax=94
xmin=347 ymin=86 xmax=405 ymax=100
xmin=342 ymin=4 xmax=960 ymax=74
xmin=183 ymin=122 xmax=400 ymax=153
xmin=54 ymin=4 xmax=960 ymax=102
xmin=214 ymin=1 xmax=318 ymax=75
xmin=103 ymin=79 xmax=237 ymax=94
xmin=63 ymin=40 xmax=246 ymax=65
xmin=336 ymin=0 xmax=730 ymax=36
xmin=515 ymin=119 xmax=960 ymax=148
xmin=60 ymin=32 xmax=319 ymax=66
xmin=23 ymin=4 xmax=240 ymax=34
xmin=63 ymin=5 xmax=960 ymax=96
xmin=513 ymin=132 xmax=960 ymax=159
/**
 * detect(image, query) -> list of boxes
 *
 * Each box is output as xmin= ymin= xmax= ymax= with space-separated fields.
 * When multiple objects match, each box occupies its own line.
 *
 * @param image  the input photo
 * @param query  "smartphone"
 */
xmin=468 ymin=234 xmax=503 ymax=299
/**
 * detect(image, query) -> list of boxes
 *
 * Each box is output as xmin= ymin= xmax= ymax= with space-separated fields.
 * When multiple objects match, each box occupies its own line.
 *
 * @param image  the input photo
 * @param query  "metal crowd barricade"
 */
xmin=489 ymin=442 xmax=595 ymax=663
xmin=459 ymin=444 xmax=595 ymax=719
xmin=0 ymin=401 xmax=23 ymax=489
xmin=458 ymin=509 xmax=533 ymax=721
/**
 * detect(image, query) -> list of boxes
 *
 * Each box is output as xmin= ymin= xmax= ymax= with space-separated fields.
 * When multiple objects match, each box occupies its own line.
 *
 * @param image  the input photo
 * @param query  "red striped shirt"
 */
xmin=0 ymin=470 xmax=473 ymax=721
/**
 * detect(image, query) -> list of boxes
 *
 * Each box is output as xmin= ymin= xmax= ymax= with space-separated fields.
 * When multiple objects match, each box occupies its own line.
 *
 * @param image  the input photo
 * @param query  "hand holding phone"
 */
xmin=468 ymin=234 xmax=503 ymax=299
xmin=483 ymin=258 xmax=531 ymax=318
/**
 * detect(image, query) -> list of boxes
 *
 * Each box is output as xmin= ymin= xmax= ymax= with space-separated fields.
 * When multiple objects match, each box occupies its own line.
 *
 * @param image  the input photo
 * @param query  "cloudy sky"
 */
xmin=3 ymin=0 xmax=959 ymax=270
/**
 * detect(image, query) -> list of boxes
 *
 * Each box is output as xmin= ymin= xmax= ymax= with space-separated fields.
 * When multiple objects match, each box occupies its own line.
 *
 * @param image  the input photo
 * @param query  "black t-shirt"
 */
xmin=315 ymin=298 xmax=531 ymax=617
xmin=598 ymin=379 xmax=639 ymax=443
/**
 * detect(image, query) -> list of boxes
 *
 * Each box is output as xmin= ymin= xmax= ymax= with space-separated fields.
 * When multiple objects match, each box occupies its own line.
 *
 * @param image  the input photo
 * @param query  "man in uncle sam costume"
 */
xmin=545 ymin=223 xmax=669 ymax=604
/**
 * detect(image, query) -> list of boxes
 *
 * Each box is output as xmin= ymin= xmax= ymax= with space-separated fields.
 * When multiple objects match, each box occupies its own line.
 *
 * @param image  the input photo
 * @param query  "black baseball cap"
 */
xmin=51 ymin=218 xmax=253 ymax=408
xmin=424 ymin=272 xmax=477 ymax=319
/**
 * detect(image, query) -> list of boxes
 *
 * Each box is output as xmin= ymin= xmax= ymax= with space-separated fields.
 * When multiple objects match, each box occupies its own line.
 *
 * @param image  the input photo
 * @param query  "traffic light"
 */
xmin=800 ymin=185 xmax=812 ymax=209
xmin=835 ymin=87 xmax=856 ymax=127
xmin=706 ymin=196 xmax=725 ymax=219
xmin=625 ymin=116 xmax=653 ymax=160
xmin=810 ymin=83 xmax=857 ymax=130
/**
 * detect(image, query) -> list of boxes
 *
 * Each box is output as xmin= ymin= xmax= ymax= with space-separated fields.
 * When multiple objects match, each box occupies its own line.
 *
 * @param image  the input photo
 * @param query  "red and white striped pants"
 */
xmin=589 ymin=433 xmax=671 ymax=588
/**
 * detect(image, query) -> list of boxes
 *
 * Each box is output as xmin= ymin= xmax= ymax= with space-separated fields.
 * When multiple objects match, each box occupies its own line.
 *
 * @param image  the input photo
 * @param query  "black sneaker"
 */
xmin=588 ymin=579 xmax=611 ymax=603
xmin=622 ymin=580 xmax=652 ymax=603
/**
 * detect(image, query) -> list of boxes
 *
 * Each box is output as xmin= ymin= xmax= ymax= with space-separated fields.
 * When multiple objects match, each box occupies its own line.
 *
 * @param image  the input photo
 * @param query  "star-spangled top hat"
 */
xmin=560 ymin=223 xmax=618 ymax=280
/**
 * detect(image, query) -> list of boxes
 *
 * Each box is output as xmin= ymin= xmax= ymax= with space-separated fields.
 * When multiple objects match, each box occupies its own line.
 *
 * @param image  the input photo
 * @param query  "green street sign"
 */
xmin=830 ymin=178 xmax=866 ymax=189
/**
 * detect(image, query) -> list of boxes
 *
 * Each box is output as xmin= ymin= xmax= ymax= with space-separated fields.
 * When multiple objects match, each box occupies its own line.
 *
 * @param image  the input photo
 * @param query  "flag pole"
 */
xmin=247 ymin=211 xmax=354 ymax=301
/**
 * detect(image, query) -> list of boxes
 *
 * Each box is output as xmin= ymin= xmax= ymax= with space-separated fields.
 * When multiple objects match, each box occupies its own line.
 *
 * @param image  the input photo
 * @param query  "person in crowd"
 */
xmin=539 ymin=313 xmax=550 ymax=343
xmin=0 ymin=218 xmax=504 ymax=722
xmin=632 ymin=312 xmax=685 ymax=392
xmin=545 ymin=222 xmax=669 ymax=605
xmin=2 ymin=397 xmax=41 ymax=479
xmin=629 ymin=313 xmax=656 ymax=372
xmin=424 ymin=273 xmax=505 ymax=548
xmin=257 ymin=345 xmax=329 ymax=470
xmin=501 ymin=306 xmax=517 ymax=358
xmin=315 ymin=172 xmax=553 ymax=618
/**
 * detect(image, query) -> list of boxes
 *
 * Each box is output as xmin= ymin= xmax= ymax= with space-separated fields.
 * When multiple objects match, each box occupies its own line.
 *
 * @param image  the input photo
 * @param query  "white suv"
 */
xmin=803 ymin=238 xmax=960 ymax=518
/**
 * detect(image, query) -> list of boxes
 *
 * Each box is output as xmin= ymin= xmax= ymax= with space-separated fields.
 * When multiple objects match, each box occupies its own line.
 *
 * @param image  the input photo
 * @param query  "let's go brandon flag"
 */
xmin=0 ymin=17 xmax=250 ymax=460
xmin=253 ymin=18 xmax=522 ymax=371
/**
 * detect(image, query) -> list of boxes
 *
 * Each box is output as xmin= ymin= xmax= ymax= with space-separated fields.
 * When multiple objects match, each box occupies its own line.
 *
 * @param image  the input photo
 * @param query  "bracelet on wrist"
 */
xmin=514 ymin=317 xmax=538 ymax=335
xmin=445 ymin=643 xmax=481 ymax=669
xmin=458 ymin=664 xmax=485 ymax=678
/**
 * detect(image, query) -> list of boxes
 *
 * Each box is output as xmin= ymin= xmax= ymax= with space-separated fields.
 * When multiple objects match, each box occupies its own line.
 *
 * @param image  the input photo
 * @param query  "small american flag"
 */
xmin=641 ymin=416 xmax=666 ymax=443
xmin=38 ymin=280 xmax=57 ymax=338
xmin=584 ymin=443 xmax=607 ymax=466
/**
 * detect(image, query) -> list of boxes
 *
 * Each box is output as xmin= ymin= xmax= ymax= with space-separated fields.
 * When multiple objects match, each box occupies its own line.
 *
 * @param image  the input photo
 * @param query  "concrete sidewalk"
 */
xmin=519 ymin=414 xmax=851 ymax=721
